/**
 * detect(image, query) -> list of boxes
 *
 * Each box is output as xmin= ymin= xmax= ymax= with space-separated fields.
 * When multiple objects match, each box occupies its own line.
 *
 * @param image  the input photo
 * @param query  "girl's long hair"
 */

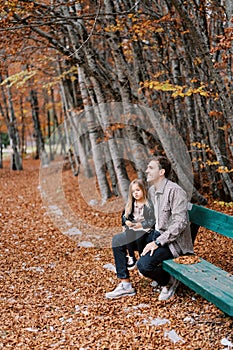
xmin=124 ymin=179 xmax=149 ymax=218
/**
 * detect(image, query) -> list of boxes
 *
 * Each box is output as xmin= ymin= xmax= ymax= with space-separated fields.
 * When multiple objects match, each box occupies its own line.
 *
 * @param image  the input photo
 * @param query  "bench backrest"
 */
xmin=188 ymin=203 xmax=233 ymax=239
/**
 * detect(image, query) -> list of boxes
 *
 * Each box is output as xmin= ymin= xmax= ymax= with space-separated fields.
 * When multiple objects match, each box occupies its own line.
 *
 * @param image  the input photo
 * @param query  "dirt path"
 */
xmin=0 ymin=159 xmax=232 ymax=349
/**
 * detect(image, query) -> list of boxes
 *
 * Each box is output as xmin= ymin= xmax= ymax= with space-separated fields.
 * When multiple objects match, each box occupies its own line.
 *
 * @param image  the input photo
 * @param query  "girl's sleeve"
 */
xmin=122 ymin=210 xmax=135 ymax=226
xmin=141 ymin=201 xmax=156 ymax=230
xmin=122 ymin=210 xmax=127 ymax=226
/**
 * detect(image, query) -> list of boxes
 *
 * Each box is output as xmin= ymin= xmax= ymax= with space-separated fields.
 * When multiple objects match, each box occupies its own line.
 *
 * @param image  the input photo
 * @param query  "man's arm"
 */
xmin=157 ymin=187 xmax=189 ymax=246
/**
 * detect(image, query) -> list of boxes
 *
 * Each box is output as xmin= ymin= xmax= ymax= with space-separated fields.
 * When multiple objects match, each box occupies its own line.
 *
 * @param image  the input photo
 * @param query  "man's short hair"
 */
xmin=153 ymin=156 xmax=172 ymax=178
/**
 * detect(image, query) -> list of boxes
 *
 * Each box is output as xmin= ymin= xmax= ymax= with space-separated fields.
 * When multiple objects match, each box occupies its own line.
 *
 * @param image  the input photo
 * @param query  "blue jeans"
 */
xmin=112 ymin=230 xmax=172 ymax=285
xmin=125 ymin=228 xmax=148 ymax=256
xmin=136 ymin=244 xmax=173 ymax=286
xmin=112 ymin=231 xmax=143 ymax=279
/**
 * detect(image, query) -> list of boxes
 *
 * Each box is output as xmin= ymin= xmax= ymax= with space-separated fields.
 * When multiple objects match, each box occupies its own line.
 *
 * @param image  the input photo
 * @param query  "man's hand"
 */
xmin=141 ymin=241 xmax=158 ymax=256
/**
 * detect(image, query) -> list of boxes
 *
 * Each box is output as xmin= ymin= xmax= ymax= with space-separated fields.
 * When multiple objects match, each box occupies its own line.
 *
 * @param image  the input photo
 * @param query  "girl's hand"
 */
xmin=133 ymin=222 xmax=142 ymax=230
xmin=125 ymin=220 xmax=134 ymax=227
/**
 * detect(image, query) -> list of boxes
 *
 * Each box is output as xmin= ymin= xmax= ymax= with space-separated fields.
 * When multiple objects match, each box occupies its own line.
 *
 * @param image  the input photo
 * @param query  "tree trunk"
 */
xmin=140 ymin=104 xmax=207 ymax=203
xmin=78 ymin=67 xmax=112 ymax=202
xmin=59 ymin=79 xmax=83 ymax=176
xmin=0 ymin=73 xmax=23 ymax=170
xmin=30 ymin=89 xmax=46 ymax=161
xmin=20 ymin=95 xmax=26 ymax=156
xmin=50 ymin=87 xmax=66 ymax=155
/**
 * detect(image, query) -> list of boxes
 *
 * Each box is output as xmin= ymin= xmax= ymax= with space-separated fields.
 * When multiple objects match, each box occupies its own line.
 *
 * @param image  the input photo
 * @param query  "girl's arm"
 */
xmin=122 ymin=211 xmax=135 ymax=227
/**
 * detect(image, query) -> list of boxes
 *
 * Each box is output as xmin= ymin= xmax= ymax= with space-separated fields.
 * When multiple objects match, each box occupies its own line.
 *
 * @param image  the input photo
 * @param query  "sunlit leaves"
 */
xmin=214 ymin=200 xmax=233 ymax=208
xmin=42 ymin=66 xmax=78 ymax=89
xmin=217 ymin=166 xmax=233 ymax=173
xmin=140 ymin=80 xmax=210 ymax=98
xmin=0 ymin=69 xmax=37 ymax=88
xmin=190 ymin=142 xmax=232 ymax=174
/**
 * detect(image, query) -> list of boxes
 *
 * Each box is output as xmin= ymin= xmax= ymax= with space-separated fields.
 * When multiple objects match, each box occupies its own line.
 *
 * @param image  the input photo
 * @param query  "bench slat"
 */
xmin=188 ymin=204 xmax=233 ymax=239
xmin=163 ymin=258 xmax=233 ymax=316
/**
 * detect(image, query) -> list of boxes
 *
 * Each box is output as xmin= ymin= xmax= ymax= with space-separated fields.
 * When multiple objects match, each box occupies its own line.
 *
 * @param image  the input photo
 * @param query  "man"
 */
xmin=105 ymin=156 xmax=194 ymax=300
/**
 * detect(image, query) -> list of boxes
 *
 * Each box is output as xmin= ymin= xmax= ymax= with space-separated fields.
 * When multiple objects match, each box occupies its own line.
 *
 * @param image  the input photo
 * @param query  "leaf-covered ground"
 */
xmin=0 ymin=159 xmax=233 ymax=349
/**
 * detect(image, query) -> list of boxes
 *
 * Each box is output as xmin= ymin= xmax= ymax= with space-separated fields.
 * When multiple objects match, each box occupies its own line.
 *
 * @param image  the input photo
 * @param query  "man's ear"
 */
xmin=159 ymin=168 xmax=165 ymax=176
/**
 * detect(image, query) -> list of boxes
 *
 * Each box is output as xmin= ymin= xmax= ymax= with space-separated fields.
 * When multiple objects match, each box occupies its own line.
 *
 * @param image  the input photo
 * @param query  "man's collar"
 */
xmin=154 ymin=178 xmax=168 ymax=194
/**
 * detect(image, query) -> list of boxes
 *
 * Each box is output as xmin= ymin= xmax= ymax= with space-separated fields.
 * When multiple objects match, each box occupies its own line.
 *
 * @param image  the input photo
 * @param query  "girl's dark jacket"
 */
xmin=121 ymin=199 xmax=156 ymax=234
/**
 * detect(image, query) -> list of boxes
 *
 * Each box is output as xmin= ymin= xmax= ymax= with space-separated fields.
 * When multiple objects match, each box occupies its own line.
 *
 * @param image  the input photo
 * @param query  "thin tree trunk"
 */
xmin=30 ymin=89 xmax=45 ymax=161
xmin=59 ymin=80 xmax=82 ymax=176
xmin=0 ymin=73 xmax=22 ymax=170
xmin=47 ymin=110 xmax=54 ymax=161
xmin=20 ymin=95 xmax=26 ymax=156
xmin=50 ymin=87 xmax=66 ymax=155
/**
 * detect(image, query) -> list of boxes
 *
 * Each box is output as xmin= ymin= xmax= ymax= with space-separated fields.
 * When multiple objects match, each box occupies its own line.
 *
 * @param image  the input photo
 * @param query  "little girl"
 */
xmin=122 ymin=179 xmax=156 ymax=270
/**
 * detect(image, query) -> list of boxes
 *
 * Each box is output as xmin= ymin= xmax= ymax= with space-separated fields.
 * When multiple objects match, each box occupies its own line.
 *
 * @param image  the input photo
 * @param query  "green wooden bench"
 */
xmin=162 ymin=203 xmax=233 ymax=316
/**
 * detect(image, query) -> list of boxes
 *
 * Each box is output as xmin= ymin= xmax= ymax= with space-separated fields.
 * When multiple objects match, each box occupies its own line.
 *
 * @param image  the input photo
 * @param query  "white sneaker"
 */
xmin=127 ymin=256 xmax=137 ymax=270
xmin=158 ymin=277 xmax=179 ymax=301
xmin=105 ymin=283 xmax=136 ymax=299
xmin=151 ymin=281 xmax=158 ymax=288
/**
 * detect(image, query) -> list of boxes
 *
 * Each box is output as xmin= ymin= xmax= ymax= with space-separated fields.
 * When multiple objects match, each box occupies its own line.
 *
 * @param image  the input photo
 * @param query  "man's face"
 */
xmin=145 ymin=160 xmax=165 ymax=184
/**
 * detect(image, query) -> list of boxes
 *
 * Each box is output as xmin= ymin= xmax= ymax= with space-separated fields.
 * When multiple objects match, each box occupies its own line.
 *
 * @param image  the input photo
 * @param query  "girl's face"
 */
xmin=131 ymin=184 xmax=144 ymax=201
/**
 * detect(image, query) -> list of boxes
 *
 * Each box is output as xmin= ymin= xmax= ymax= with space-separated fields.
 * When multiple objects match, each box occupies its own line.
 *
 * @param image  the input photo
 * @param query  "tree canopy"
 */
xmin=0 ymin=0 xmax=232 ymax=201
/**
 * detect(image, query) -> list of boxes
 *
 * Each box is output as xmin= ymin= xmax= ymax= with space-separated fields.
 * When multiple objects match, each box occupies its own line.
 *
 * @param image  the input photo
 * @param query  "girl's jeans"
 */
xmin=125 ymin=228 xmax=148 ymax=256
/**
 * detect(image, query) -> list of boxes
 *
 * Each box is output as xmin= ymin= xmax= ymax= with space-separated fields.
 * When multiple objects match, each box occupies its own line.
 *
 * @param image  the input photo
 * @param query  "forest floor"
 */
xmin=0 ymin=158 xmax=233 ymax=350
